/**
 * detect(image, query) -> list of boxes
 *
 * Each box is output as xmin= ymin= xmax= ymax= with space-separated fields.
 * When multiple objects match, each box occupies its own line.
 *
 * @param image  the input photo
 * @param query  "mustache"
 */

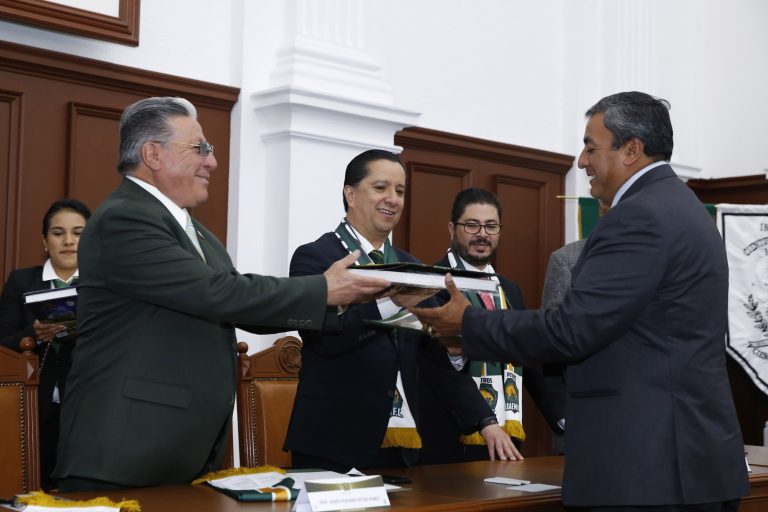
xmin=470 ymin=238 xmax=492 ymax=246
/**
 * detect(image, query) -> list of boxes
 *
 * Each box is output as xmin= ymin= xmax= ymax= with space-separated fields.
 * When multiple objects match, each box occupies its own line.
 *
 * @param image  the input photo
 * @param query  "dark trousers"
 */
xmin=566 ymin=499 xmax=739 ymax=512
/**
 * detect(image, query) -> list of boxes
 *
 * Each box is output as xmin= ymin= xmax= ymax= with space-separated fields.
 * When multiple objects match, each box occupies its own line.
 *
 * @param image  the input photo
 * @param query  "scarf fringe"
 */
xmin=192 ymin=465 xmax=285 ymax=485
xmin=381 ymin=427 xmax=422 ymax=449
xmin=461 ymin=420 xmax=526 ymax=445
xmin=15 ymin=491 xmax=140 ymax=511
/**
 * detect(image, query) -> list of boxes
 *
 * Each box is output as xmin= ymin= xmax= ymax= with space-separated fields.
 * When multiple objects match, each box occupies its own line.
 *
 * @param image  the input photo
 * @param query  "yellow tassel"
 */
xmin=259 ymin=486 xmax=291 ymax=501
xmin=192 ymin=465 xmax=285 ymax=485
xmin=460 ymin=431 xmax=486 ymax=445
xmin=15 ymin=491 xmax=140 ymax=511
xmin=380 ymin=427 xmax=422 ymax=449
xmin=503 ymin=420 xmax=526 ymax=441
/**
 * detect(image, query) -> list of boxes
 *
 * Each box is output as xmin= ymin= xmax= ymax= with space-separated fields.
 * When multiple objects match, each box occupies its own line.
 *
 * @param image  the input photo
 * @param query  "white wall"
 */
xmin=0 ymin=0 xmax=240 ymax=85
xmin=2 ymin=0 xmax=768 ymax=346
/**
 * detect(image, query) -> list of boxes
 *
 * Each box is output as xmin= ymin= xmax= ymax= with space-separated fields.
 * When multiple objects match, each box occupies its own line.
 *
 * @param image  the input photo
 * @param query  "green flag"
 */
xmin=704 ymin=203 xmax=716 ymax=222
xmin=578 ymin=197 xmax=600 ymax=239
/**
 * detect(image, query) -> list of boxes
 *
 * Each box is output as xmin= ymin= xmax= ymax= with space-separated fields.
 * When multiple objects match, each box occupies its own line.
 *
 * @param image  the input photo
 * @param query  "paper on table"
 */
xmin=484 ymin=477 xmax=531 ymax=486
xmin=207 ymin=471 xmax=287 ymax=490
xmin=512 ymin=483 xmax=561 ymax=492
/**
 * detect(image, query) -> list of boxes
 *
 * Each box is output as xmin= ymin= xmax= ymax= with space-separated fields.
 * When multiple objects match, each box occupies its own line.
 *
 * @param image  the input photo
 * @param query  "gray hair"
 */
xmin=585 ymin=91 xmax=673 ymax=162
xmin=117 ymin=97 xmax=197 ymax=175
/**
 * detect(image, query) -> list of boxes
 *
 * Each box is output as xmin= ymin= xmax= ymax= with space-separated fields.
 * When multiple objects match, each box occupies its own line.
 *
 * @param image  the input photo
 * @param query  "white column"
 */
xmin=235 ymin=0 xmax=420 ymax=352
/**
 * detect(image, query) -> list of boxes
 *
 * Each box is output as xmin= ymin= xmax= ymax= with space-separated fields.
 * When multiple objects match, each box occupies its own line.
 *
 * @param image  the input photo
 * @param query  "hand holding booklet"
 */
xmin=23 ymin=286 xmax=78 ymax=341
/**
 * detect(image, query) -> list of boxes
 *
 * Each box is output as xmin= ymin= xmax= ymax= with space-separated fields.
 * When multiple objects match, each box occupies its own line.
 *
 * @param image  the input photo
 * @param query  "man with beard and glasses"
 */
xmin=418 ymin=188 xmax=566 ymax=464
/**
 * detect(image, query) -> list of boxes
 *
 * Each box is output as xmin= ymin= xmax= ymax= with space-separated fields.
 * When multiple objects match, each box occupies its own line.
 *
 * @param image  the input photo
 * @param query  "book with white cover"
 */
xmin=348 ymin=262 xmax=498 ymax=294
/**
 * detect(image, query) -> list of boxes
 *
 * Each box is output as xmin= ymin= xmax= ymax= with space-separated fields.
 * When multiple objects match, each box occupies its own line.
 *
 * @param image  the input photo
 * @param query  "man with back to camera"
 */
xmin=418 ymin=187 xmax=566 ymax=464
xmin=284 ymin=150 xmax=518 ymax=472
xmin=411 ymin=92 xmax=749 ymax=511
xmin=54 ymin=97 xmax=390 ymax=492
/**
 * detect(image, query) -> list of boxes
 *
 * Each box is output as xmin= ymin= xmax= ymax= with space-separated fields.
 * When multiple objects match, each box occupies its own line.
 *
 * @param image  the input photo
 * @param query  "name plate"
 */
xmin=304 ymin=475 xmax=389 ymax=511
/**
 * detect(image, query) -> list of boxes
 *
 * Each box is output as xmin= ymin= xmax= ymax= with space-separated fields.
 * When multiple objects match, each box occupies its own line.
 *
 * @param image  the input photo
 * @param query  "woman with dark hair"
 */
xmin=0 ymin=197 xmax=91 ymax=490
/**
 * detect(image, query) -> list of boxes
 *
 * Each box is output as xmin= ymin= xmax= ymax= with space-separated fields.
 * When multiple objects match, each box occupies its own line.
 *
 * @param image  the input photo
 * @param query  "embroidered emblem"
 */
xmin=503 ymin=374 xmax=520 ymax=413
xmin=390 ymin=387 xmax=404 ymax=419
xmin=479 ymin=376 xmax=498 ymax=409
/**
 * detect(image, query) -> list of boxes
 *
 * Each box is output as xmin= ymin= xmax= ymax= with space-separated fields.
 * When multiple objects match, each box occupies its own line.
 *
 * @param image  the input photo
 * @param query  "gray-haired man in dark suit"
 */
xmin=55 ymin=97 xmax=389 ymax=492
xmin=412 ymin=92 xmax=748 ymax=511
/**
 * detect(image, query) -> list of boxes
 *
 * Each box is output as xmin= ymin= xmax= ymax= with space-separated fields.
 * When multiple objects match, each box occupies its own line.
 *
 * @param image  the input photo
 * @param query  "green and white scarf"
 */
xmin=334 ymin=220 xmax=422 ymax=449
xmin=446 ymin=249 xmax=525 ymax=443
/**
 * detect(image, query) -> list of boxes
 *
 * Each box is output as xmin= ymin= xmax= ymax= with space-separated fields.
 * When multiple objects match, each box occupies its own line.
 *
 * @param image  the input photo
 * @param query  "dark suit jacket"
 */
xmin=462 ymin=165 xmax=749 ymax=506
xmin=418 ymin=255 xmax=566 ymax=464
xmin=55 ymin=178 xmax=331 ymax=487
xmin=284 ymin=232 xmax=492 ymax=469
xmin=0 ymin=266 xmax=74 ymax=488
xmin=0 ymin=266 xmax=46 ymax=350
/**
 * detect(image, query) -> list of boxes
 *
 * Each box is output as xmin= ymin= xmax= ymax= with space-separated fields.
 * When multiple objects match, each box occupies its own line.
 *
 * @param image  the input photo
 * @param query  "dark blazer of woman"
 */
xmin=0 ymin=265 xmax=74 ymax=489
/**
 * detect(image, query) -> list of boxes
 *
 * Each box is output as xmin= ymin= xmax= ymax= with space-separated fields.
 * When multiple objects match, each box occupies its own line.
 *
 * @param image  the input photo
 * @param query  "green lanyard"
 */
xmin=334 ymin=219 xmax=398 ymax=264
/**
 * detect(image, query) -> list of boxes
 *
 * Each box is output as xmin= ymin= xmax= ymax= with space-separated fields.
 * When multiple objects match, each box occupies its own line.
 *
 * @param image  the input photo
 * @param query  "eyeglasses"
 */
xmin=175 ymin=141 xmax=215 ymax=156
xmin=455 ymin=222 xmax=502 ymax=235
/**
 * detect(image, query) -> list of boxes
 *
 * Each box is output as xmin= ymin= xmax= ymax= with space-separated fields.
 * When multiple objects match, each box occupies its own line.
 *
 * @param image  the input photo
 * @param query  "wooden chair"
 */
xmin=236 ymin=336 xmax=302 ymax=468
xmin=0 ymin=337 xmax=40 ymax=497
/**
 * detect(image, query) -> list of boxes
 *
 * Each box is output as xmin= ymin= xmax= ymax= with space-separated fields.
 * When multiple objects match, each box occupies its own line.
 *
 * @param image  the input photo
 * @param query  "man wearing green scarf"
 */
xmin=285 ymin=150 xmax=510 ymax=471
xmin=420 ymin=188 xmax=566 ymax=464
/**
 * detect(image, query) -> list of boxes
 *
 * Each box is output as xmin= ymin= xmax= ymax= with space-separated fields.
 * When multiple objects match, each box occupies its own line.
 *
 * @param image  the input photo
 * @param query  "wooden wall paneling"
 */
xmin=494 ymin=172 xmax=562 ymax=459
xmin=495 ymin=175 xmax=547 ymax=309
xmin=0 ymin=91 xmax=23 ymax=281
xmin=687 ymin=174 xmax=768 ymax=205
xmin=401 ymin=161 xmax=470 ymax=265
xmin=187 ymin=107 xmax=233 ymax=240
xmin=0 ymin=40 xmax=239 ymax=273
xmin=67 ymin=103 xmax=123 ymax=212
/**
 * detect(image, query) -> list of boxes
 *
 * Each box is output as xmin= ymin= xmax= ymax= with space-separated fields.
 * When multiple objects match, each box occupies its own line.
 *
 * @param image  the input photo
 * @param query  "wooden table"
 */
xmin=65 ymin=458 xmax=564 ymax=512
xmin=61 ymin=452 xmax=768 ymax=512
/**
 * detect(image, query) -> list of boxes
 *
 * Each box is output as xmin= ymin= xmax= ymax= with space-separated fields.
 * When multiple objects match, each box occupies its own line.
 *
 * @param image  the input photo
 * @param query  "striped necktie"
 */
xmin=479 ymin=292 xmax=496 ymax=310
xmin=368 ymin=249 xmax=385 ymax=264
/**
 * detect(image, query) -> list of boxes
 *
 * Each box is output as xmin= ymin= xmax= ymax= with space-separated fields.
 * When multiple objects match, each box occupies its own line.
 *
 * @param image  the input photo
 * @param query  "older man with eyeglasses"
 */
xmin=54 ymin=97 xmax=389 ymax=492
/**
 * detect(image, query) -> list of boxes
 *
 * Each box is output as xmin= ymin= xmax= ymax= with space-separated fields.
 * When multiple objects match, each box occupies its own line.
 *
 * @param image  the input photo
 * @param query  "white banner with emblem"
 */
xmin=718 ymin=203 xmax=768 ymax=396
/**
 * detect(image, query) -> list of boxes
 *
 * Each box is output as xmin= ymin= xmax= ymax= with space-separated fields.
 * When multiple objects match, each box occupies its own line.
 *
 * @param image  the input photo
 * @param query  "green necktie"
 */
xmin=52 ymin=277 xmax=78 ymax=288
xmin=185 ymin=212 xmax=206 ymax=262
xmin=368 ymin=250 xmax=385 ymax=264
